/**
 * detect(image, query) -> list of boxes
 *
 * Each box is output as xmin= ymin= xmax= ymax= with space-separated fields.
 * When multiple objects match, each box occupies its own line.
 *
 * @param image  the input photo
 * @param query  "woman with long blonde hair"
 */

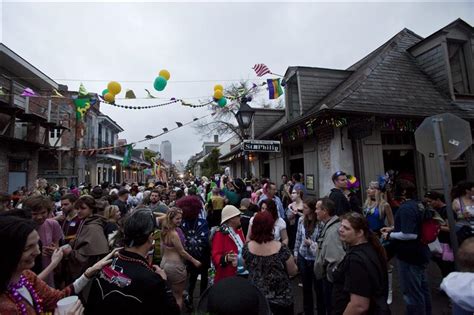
xmin=363 ymin=181 xmax=394 ymax=234
xmin=363 ymin=180 xmax=395 ymax=305
xmin=160 ymin=207 xmax=201 ymax=309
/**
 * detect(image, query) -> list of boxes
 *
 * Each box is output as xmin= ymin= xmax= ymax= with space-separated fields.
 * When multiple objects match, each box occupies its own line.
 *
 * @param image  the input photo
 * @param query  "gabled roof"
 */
xmin=0 ymin=43 xmax=58 ymax=90
xmin=408 ymin=18 xmax=474 ymax=52
xmin=322 ymin=28 xmax=455 ymax=117
xmin=270 ymin=22 xmax=474 ymax=137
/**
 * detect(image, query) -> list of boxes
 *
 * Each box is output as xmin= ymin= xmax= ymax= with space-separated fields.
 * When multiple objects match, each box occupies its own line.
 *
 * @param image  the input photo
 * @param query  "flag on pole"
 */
xmin=252 ymin=64 xmax=272 ymax=77
xmin=267 ymin=78 xmax=283 ymax=99
xmin=122 ymin=144 xmax=133 ymax=167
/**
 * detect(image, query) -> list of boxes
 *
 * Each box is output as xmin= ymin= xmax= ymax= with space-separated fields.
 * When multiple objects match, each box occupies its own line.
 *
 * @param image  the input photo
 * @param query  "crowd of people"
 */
xmin=0 ymin=172 xmax=473 ymax=315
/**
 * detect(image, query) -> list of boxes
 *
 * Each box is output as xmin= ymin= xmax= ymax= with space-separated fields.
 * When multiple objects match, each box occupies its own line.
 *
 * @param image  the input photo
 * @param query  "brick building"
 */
xmin=0 ymin=43 xmax=69 ymax=192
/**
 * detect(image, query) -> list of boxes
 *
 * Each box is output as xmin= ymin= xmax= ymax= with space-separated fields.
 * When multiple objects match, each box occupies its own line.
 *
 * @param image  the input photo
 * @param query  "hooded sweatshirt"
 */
xmin=67 ymin=214 xmax=109 ymax=281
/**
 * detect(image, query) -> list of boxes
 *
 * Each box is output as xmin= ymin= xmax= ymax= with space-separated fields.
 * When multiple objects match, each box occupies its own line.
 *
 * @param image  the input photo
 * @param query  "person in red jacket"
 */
xmin=211 ymin=205 xmax=247 ymax=283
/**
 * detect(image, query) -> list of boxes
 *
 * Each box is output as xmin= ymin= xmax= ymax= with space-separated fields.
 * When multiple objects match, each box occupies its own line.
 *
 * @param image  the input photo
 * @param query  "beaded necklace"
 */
xmin=117 ymin=253 xmax=153 ymax=272
xmin=7 ymin=274 xmax=43 ymax=315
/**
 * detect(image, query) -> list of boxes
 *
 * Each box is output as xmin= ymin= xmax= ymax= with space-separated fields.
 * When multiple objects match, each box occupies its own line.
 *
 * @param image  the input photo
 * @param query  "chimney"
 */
xmin=214 ymin=135 xmax=218 ymax=143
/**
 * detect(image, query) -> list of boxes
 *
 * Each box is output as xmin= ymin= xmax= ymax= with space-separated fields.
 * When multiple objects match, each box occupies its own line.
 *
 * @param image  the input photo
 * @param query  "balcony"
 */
xmin=0 ymin=75 xmax=69 ymax=129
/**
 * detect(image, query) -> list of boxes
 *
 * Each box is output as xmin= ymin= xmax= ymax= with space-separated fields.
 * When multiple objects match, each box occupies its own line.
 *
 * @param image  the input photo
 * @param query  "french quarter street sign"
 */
xmin=242 ymin=140 xmax=281 ymax=152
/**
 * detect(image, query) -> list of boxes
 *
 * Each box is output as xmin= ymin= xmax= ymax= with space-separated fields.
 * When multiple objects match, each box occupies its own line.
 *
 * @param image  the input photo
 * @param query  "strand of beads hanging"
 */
xmin=7 ymin=274 xmax=43 ymax=315
xmin=180 ymin=100 xmax=214 ymax=108
xmin=99 ymin=97 xmax=179 ymax=109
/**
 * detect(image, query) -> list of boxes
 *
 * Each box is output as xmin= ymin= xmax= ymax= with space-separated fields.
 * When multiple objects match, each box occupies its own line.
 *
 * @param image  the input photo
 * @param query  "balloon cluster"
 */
xmin=154 ymin=70 xmax=170 ymax=91
xmin=213 ymin=84 xmax=227 ymax=107
xmin=102 ymin=81 xmax=122 ymax=103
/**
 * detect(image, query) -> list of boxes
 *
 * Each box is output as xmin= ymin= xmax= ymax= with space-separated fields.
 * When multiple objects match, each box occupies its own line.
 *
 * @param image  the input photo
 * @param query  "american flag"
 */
xmin=252 ymin=64 xmax=272 ymax=77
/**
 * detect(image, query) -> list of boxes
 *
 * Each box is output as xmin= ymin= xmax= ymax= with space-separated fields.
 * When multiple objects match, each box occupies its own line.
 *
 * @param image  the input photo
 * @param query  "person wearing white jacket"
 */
xmin=440 ymin=237 xmax=474 ymax=315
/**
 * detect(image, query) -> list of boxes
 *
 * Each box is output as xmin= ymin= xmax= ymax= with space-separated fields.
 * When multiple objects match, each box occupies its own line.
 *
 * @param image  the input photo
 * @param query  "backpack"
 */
xmin=181 ymin=218 xmax=210 ymax=260
xmin=418 ymin=203 xmax=441 ymax=245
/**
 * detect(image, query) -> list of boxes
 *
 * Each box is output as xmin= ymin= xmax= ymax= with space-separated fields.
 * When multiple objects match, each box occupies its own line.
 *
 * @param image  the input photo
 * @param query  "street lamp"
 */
xmin=235 ymin=100 xmax=255 ymax=131
xmin=111 ymin=165 xmax=116 ymax=184
xmin=235 ymin=98 xmax=255 ymax=180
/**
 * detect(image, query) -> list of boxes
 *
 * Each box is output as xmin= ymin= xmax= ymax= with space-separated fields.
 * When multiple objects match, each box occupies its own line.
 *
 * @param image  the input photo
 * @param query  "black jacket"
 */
xmin=86 ymin=250 xmax=179 ymax=315
xmin=329 ymin=188 xmax=352 ymax=216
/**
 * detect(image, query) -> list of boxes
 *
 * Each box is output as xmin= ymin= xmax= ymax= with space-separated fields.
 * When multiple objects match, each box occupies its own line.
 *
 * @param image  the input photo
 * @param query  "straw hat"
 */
xmin=220 ymin=205 xmax=241 ymax=225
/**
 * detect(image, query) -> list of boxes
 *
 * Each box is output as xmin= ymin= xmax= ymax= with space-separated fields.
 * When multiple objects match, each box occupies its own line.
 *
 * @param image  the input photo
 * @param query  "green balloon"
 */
xmin=102 ymin=89 xmax=109 ymax=96
xmin=217 ymin=97 xmax=227 ymax=107
xmin=154 ymin=76 xmax=167 ymax=91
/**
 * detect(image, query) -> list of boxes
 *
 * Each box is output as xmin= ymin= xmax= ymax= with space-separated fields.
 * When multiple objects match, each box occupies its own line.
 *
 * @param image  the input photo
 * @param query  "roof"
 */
xmin=97 ymin=114 xmax=124 ymax=132
xmin=266 ymin=21 xmax=474 ymax=138
xmin=323 ymin=29 xmax=456 ymax=117
xmin=252 ymin=108 xmax=285 ymax=138
xmin=408 ymin=18 xmax=474 ymax=52
xmin=0 ymin=43 xmax=58 ymax=90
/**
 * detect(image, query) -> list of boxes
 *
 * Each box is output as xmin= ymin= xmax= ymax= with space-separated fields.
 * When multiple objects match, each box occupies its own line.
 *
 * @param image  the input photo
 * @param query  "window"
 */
xmin=98 ymin=124 xmax=103 ymax=147
xmin=448 ymin=40 xmax=472 ymax=95
xmin=9 ymin=159 xmax=28 ymax=171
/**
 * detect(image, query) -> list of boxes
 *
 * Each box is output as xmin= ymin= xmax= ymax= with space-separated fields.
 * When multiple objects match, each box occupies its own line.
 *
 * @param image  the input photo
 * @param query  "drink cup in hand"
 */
xmin=56 ymin=296 xmax=79 ymax=315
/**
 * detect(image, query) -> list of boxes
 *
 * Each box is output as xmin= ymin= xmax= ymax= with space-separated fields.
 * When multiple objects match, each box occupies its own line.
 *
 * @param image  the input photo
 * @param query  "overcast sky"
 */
xmin=2 ymin=1 xmax=473 ymax=164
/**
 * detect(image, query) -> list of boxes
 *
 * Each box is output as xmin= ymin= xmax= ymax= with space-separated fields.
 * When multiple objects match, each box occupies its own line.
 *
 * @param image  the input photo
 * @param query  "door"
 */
xmin=8 ymin=172 xmax=27 ymax=194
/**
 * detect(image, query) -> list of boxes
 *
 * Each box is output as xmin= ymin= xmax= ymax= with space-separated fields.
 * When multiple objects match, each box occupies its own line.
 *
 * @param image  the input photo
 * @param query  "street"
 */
xmin=186 ymin=260 xmax=450 ymax=315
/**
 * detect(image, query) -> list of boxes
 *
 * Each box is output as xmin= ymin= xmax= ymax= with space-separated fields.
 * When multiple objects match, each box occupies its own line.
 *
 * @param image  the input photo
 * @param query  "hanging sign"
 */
xmin=242 ymin=140 xmax=281 ymax=152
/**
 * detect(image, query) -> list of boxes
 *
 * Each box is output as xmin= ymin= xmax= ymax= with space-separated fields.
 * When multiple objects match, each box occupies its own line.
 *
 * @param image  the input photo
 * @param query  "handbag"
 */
xmin=441 ymin=243 xmax=454 ymax=262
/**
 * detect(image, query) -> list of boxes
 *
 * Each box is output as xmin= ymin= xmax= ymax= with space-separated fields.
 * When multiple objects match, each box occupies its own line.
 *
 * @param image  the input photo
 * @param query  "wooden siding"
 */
xmin=361 ymin=129 xmax=384 ymax=187
xmin=415 ymin=45 xmax=450 ymax=97
xmin=421 ymin=154 xmax=444 ymax=191
xmin=303 ymin=139 xmax=318 ymax=196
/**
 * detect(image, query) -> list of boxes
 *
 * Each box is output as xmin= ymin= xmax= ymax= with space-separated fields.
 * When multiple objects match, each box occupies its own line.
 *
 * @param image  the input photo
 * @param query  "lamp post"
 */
xmin=235 ymin=98 xmax=255 ymax=179
xmin=111 ymin=165 xmax=116 ymax=184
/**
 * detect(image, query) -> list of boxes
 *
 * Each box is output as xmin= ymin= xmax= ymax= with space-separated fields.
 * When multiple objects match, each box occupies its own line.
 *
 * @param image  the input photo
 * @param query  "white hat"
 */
xmin=221 ymin=205 xmax=241 ymax=225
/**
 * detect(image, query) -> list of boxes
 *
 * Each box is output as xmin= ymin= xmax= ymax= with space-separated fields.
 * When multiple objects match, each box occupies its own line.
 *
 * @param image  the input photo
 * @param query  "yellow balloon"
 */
xmin=104 ymin=92 xmax=115 ymax=103
xmin=159 ymin=69 xmax=171 ymax=81
xmin=213 ymin=90 xmax=224 ymax=99
xmin=214 ymin=84 xmax=224 ymax=92
xmin=107 ymin=81 xmax=121 ymax=95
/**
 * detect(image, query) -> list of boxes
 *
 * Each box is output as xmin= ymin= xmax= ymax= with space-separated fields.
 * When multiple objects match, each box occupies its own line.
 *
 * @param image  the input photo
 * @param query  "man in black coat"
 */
xmin=329 ymin=171 xmax=351 ymax=216
xmin=86 ymin=209 xmax=179 ymax=314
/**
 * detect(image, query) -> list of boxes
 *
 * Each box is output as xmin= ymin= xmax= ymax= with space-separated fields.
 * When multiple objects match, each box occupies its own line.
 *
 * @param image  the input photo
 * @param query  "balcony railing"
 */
xmin=0 ymin=75 xmax=69 ymax=128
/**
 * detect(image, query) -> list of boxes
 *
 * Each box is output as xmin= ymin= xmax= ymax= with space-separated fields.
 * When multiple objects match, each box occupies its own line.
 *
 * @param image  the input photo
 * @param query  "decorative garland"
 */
xmin=382 ymin=118 xmax=419 ymax=132
xmin=77 ymin=113 xmax=210 ymax=155
xmin=99 ymin=97 xmax=180 ymax=109
xmin=282 ymin=116 xmax=348 ymax=142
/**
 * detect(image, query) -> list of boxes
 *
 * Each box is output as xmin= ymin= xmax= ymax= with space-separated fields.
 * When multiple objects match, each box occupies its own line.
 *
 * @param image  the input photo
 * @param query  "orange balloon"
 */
xmin=213 ymin=90 xmax=223 ymax=99
xmin=104 ymin=92 xmax=115 ymax=103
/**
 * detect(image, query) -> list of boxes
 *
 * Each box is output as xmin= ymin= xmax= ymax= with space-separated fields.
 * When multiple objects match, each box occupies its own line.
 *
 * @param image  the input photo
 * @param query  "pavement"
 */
xmin=185 ymin=260 xmax=451 ymax=315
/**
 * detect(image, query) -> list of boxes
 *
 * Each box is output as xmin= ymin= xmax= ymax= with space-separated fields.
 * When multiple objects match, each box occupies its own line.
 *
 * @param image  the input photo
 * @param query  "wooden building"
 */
xmin=221 ymin=18 xmax=474 ymax=198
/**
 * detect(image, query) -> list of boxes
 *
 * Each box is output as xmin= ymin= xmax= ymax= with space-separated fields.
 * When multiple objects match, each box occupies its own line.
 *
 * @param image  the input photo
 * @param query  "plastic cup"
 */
xmin=56 ymin=295 xmax=78 ymax=315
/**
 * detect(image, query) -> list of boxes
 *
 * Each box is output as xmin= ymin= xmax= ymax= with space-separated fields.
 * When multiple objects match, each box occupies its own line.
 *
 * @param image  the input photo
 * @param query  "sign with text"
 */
xmin=242 ymin=140 xmax=281 ymax=152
